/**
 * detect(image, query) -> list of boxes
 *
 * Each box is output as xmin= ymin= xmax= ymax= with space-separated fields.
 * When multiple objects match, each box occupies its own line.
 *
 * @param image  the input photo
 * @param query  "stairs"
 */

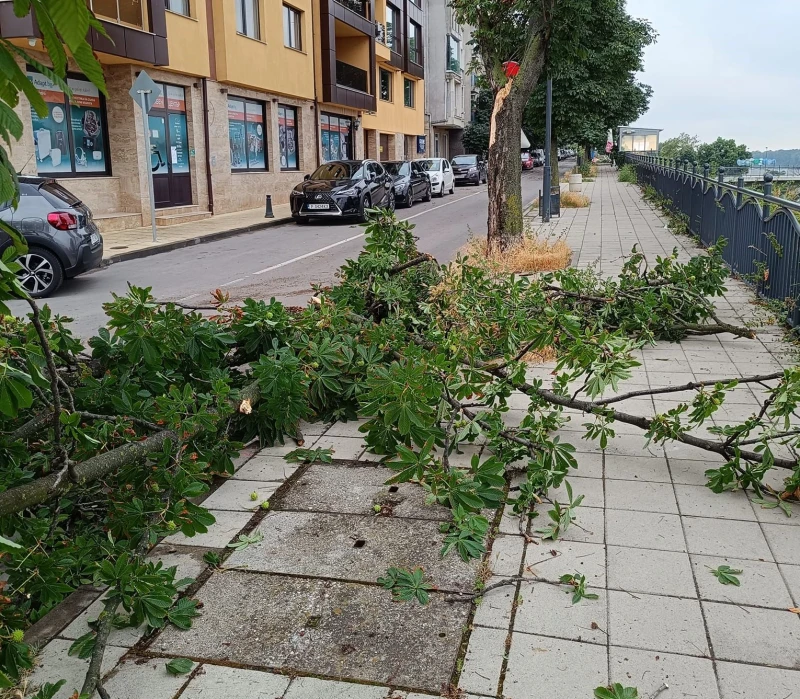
xmin=154 ymin=205 xmax=212 ymax=227
xmin=93 ymin=212 xmax=143 ymax=233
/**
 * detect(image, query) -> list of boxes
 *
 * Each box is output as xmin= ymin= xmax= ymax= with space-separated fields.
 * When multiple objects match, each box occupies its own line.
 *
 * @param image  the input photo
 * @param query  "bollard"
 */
xmin=264 ymin=194 xmax=274 ymax=219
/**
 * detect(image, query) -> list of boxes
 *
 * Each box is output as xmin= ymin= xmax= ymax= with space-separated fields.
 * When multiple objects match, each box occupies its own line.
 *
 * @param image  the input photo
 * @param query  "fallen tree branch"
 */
xmin=388 ymin=254 xmax=434 ymax=275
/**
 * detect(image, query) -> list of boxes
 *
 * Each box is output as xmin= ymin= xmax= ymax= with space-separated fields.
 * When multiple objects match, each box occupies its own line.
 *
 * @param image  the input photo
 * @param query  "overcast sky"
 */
xmin=625 ymin=0 xmax=800 ymax=150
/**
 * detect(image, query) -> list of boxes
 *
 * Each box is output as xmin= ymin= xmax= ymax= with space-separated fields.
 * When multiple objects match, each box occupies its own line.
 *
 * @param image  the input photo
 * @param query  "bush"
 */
xmin=618 ymin=164 xmax=637 ymax=183
xmin=561 ymin=191 xmax=590 ymax=208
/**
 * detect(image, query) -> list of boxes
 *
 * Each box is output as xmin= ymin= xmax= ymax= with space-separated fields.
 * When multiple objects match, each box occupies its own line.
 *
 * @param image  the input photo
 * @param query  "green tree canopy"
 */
xmin=462 ymin=88 xmax=492 ymax=156
xmin=696 ymin=137 xmax=751 ymax=170
xmin=659 ymin=133 xmax=700 ymax=163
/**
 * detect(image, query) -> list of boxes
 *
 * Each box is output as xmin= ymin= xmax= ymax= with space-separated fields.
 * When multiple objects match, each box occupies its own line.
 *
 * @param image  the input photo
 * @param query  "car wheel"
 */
xmin=424 ymin=184 xmax=432 ymax=202
xmin=17 ymin=247 xmax=63 ymax=298
xmin=449 ymin=182 xmax=454 ymax=194
xmin=406 ymin=189 xmax=414 ymax=208
xmin=358 ymin=194 xmax=372 ymax=223
xmin=387 ymin=190 xmax=396 ymax=212
xmin=437 ymin=184 xmax=444 ymax=198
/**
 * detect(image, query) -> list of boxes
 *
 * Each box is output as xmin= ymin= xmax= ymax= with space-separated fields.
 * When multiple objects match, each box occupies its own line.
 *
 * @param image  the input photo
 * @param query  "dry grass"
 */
xmin=560 ymin=191 xmax=590 ymax=208
xmin=521 ymin=344 xmax=557 ymax=364
xmin=460 ymin=234 xmax=572 ymax=274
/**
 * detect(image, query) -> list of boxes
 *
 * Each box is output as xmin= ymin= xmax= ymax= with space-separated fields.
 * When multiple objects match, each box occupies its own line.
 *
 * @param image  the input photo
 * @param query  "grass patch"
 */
xmin=460 ymin=234 xmax=572 ymax=274
xmin=561 ymin=191 xmax=590 ymax=208
xmin=617 ymin=164 xmax=637 ymax=183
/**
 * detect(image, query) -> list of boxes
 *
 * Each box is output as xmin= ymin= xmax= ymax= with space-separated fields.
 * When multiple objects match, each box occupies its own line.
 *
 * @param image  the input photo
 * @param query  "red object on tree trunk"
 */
xmin=502 ymin=61 xmax=520 ymax=78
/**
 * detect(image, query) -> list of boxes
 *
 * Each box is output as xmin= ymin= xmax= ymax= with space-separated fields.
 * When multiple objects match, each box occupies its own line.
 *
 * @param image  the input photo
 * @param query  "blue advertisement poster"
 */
xmin=168 ymin=113 xmax=189 ymax=174
xmin=67 ymin=77 xmax=106 ymax=173
xmin=28 ymin=72 xmax=71 ymax=175
xmin=245 ymin=101 xmax=265 ymax=170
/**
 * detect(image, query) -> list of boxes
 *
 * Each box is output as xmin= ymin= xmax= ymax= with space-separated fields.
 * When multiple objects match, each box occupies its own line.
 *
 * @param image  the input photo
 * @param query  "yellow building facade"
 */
xmin=0 ymin=0 xmax=426 ymax=233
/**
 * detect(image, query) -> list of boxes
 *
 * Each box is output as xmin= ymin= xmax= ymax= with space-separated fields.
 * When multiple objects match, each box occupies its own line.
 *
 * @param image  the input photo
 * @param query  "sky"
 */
xmin=625 ymin=0 xmax=800 ymax=151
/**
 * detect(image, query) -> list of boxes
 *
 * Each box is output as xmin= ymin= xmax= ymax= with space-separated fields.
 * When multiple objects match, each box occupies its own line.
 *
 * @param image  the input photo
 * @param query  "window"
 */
xmin=283 ymin=4 xmax=302 ymax=50
xmin=88 ymin=0 xmax=144 ymax=27
xmin=166 ymin=0 xmax=190 ymax=16
xmin=447 ymin=34 xmax=460 ymax=72
xmin=404 ymin=78 xmax=415 ymax=108
xmin=28 ymin=70 xmax=110 ymax=176
xmin=228 ymin=98 xmax=267 ymax=171
xmin=278 ymin=105 xmax=299 ymax=170
xmin=408 ymin=21 xmax=421 ymax=64
xmin=386 ymin=4 xmax=400 ymax=53
xmin=379 ymin=69 xmax=392 ymax=102
xmin=320 ymin=113 xmax=352 ymax=162
xmin=236 ymin=0 xmax=260 ymax=39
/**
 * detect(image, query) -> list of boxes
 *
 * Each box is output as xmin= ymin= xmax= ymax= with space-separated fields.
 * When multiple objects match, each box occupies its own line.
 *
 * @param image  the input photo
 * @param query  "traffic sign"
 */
xmin=129 ymin=70 xmax=162 ymax=113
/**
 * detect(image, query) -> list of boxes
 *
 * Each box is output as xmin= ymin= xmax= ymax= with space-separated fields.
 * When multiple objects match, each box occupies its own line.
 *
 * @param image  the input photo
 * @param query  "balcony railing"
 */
xmin=447 ymin=57 xmax=461 ymax=73
xmin=336 ymin=60 xmax=368 ymax=93
xmin=334 ymin=0 xmax=368 ymax=18
xmin=375 ymin=22 xmax=386 ymax=44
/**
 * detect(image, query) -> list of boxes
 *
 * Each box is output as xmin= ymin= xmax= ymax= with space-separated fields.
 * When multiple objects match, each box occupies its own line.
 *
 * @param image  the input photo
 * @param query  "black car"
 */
xmin=383 ymin=160 xmax=432 ymax=208
xmin=0 ymin=177 xmax=103 ymax=297
xmin=451 ymin=154 xmax=487 ymax=185
xmin=290 ymin=160 xmax=394 ymax=223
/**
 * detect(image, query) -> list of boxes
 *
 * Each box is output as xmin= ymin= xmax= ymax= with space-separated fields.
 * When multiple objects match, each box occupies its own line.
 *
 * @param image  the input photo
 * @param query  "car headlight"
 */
xmin=429 ymin=174 xmax=440 ymax=181
xmin=394 ymin=183 xmax=405 ymax=193
xmin=468 ymin=167 xmax=478 ymax=173
xmin=336 ymin=188 xmax=358 ymax=196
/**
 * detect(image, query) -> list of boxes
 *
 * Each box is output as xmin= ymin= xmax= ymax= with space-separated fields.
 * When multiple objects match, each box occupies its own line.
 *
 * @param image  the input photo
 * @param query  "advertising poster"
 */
xmin=228 ymin=99 xmax=247 ymax=170
xmin=339 ymin=119 xmax=351 ymax=159
xmin=27 ymin=71 xmax=71 ymax=175
xmin=166 ymin=85 xmax=186 ymax=113
xmin=245 ymin=101 xmax=265 ymax=169
xmin=278 ymin=106 xmax=298 ymax=170
xmin=148 ymin=116 xmax=168 ymax=174
xmin=67 ymin=77 xmax=106 ymax=173
xmin=321 ymin=115 xmax=330 ymax=162
xmin=168 ymin=113 xmax=189 ymax=173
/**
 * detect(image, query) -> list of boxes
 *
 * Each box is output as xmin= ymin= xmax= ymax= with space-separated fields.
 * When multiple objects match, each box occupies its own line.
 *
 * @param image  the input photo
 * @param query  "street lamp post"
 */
xmin=542 ymin=77 xmax=553 ymax=223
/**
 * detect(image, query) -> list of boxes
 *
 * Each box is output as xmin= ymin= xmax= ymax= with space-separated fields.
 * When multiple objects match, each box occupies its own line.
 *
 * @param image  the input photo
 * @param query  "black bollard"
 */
xmin=264 ymin=194 xmax=274 ymax=219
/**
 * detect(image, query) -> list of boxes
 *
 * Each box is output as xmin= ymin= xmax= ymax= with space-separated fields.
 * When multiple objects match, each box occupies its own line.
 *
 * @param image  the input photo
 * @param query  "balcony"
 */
xmin=336 ymin=60 xmax=368 ymax=93
xmin=334 ymin=0 xmax=368 ymax=18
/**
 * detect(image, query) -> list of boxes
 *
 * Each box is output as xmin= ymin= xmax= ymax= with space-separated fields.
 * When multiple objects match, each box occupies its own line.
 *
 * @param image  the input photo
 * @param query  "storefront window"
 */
xmin=228 ymin=98 xmax=267 ymax=171
xmin=278 ymin=105 xmax=298 ymax=170
xmin=28 ymin=71 xmax=110 ymax=177
xmin=320 ymin=113 xmax=352 ymax=162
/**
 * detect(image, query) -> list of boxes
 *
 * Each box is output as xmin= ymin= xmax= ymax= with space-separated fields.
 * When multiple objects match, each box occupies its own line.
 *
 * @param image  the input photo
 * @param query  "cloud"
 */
xmin=625 ymin=0 xmax=800 ymax=149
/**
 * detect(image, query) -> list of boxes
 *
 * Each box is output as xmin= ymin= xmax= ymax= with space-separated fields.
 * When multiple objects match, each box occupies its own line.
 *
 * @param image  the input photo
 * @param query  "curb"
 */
xmin=101 ymin=215 xmax=291 ymax=267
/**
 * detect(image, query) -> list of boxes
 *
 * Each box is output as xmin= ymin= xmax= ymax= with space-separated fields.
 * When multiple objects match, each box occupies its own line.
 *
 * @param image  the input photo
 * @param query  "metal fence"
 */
xmin=627 ymin=154 xmax=800 ymax=325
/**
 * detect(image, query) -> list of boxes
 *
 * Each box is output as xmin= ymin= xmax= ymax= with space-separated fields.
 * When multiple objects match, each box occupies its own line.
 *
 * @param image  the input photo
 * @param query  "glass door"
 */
xmin=148 ymin=84 xmax=192 ymax=208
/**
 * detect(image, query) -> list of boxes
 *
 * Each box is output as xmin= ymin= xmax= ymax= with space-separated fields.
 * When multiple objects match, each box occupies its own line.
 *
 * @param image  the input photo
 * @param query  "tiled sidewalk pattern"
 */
xmin=27 ymin=167 xmax=800 ymax=698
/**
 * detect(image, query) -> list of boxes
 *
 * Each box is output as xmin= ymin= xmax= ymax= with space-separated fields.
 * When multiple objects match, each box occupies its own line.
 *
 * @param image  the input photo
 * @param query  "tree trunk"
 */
xmin=550 ymin=129 xmax=559 ymax=188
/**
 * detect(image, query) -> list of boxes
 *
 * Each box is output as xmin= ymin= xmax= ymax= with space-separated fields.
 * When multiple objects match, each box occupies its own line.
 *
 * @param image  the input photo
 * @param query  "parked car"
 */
xmin=383 ymin=160 xmax=432 ymax=208
xmin=414 ymin=157 xmax=454 ymax=197
xmin=0 ymin=177 xmax=103 ymax=298
xmin=451 ymin=154 xmax=487 ymax=185
xmin=532 ymin=149 xmax=545 ymax=167
xmin=290 ymin=160 xmax=393 ymax=223
xmin=521 ymin=151 xmax=534 ymax=170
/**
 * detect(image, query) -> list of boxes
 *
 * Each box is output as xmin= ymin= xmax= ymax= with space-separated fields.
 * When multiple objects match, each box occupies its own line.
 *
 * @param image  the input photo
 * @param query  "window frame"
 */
xmin=236 ymin=0 xmax=261 ymax=40
xmin=228 ymin=96 xmax=268 ymax=173
xmin=283 ymin=4 xmax=302 ymax=51
xmin=27 ymin=67 xmax=112 ymax=178
xmin=408 ymin=21 xmax=421 ymax=65
xmin=278 ymin=103 xmax=300 ymax=171
xmin=166 ymin=0 xmax=191 ymax=17
xmin=88 ymin=0 xmax=144 ymax=29
xmin=403 ymin=77 xmax=415 ymax=108
xmin=320 ymin=112 xmax=353 ymax=162
xmin=386 ymin=3 xmax=401 ymax=53
xmin=379 ymin=68 xmax=393 ymax=102
xmin=447 ymin=34 xmax=460 ymax=72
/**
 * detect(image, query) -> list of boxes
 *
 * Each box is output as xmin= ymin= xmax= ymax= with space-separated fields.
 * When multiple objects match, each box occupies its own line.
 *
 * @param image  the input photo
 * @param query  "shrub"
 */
xmin=561 ymin=191 xmax=590 ymax=208
xmin=618 ymin=164 xmax=637 ymax=183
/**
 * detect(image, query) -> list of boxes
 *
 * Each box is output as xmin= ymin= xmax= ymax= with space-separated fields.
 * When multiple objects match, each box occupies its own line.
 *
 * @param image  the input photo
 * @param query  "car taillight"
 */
xmin=47 ymin=212 xmax=78 ymax=231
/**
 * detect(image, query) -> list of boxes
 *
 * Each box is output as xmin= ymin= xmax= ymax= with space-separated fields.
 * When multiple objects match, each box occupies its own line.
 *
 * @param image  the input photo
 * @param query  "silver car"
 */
xmin=0 ymin=177 xmax=103 ymax=297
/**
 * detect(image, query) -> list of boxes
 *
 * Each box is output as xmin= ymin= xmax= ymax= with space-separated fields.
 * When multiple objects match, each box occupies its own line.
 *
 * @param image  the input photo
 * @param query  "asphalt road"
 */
xmin=10 ymin=165 xmax=570 ymax=338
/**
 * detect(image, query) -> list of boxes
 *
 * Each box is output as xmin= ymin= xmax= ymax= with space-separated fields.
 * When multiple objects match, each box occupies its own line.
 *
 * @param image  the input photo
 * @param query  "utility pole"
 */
xmin=542 ymin=77 xmax=552 ymax=222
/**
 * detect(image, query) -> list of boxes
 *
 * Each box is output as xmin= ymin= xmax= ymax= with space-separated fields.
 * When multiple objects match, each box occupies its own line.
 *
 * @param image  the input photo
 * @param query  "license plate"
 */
xmin=307 ymin=203 xmax=330 ymax=210
xmin=89 ymin=232 xmax=101 ymax=246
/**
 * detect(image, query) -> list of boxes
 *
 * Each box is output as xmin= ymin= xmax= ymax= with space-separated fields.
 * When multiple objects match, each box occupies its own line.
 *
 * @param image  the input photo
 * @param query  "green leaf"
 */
xmin=68 ymin=631 xmax=96 ymax=659
xmin=710 ymin=565 xmax=742 ymax=586
xmin=30 ymin=680 xmax=66 ymax=699
xmin=0 ymin=534 xmax=22 ymax=550
xmin=165 ymin=657 xmax=194 ymax=675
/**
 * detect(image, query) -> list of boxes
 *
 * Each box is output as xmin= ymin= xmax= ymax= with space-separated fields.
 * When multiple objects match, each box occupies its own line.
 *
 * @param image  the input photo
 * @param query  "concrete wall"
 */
xmin=164 ymin=4 xmax=211 ymax=77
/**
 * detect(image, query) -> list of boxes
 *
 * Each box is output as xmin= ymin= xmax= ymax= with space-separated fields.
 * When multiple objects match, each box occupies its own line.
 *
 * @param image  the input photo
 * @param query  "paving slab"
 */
xmin=200 ymin=479 xmax=278 ymax=511
xmin=513 ymin=582 xmax=607 ymax=644
xmin=225 ymin=510 xmax=478 ymax=592
xmin=485 ymin=534 xmax=525 ymax=577
xmin=472 ymin=583 xmax=515 ymax=630
xmin=607 ymin=590 xmax=709 ymax=657
xmin=609 ymin=647 xmax=720 ymax=699
xmin=155 ymin=571 xmax=469 ymax=693
xmin=605 ymin=509 xmax=686 ymax=552
xmin=716 ymin=660 xmax=800 ymax=699
xmin=605 ymin=479 xmax=679 ymax=514
xmin=232 ymin=455 xmax=299 ymax=482
xmin=606 ymin=545 xmax=696 ymax=598
xmin=503 ymin=633 xmax=607 ymax=699
xmin=276 ymin=463 xmax=450 ymax=520
xmin=683 ymin=517 xmax=773 ymax=560
xmin=674 ymin=484 xmax=756 ymax=520
xmin=457 ymin=625 xmax=506 ymax=696
xmin=101 ymin=655 xmax=191 ymax=699
xmin=558 ymin=505 xmax=604 ymax=544
xmin=163 ymin=509 xmax=252 ymax=548
xmin=604 ymin=453 xmax=671 ymax=482
xmin=703 ymin=601 xmax=800 ymax=666
xmin=311 ymin=435 xmax=367 ymax=459
xmin=524 ymin=540 xmax=606 ymax=587
xmin=762 ymin=523 xmax=800 ymax=564
xmin=690 ymin=554 xmax=794 ymax=608
xmin=180 ymin=664 xmax=291 ymax=698
xmin=781 ymin=563 xmax=800 ymax=603
xmin=547 ymin=475 xmax=605 ymax=508
xmin=284 ymin=677 xmax=391 ymax=699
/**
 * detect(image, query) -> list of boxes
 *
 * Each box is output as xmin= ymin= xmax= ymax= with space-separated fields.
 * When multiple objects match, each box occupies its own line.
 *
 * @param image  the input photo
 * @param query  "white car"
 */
xmin=413 ymin=157 xmax=454 ymax=197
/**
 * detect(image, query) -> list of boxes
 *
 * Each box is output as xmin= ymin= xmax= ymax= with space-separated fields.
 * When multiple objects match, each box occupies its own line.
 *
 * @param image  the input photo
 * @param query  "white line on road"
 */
xmin=219 ymin=278 xmax=246 ymax=287
xmin=250 ymin=189 xmax=485 ymax=277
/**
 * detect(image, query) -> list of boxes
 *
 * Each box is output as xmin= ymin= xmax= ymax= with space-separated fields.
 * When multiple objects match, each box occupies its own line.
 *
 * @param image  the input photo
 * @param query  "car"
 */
xmin=414 ymin=157 xmax=454 ymax=197
xmin=451 ymin=154 xmax=487 ymax=185
xmin=290 ymin=160 xmax=394 ymax=223
xmin=521 ymin=152 xmax=534 ymax=170
xmin=383 ymin=160 xmax=432 ymax=208
xmin=532 ymin=149 xmax=545 ymax=166
xmin=0 ymin=177 xmax=103 ymax=298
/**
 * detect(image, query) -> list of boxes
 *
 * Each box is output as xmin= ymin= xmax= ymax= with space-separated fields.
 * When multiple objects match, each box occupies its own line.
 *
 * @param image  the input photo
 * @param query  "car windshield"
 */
xmin=416 ymin=159 xmax=440 ymax=172
xmin=452 ymin=156 xmax=478 ymax=165
xmin=383 ymin=162 xmax=410 ymax=177
xmin=310 ymin=162 xmax=365 ymax=180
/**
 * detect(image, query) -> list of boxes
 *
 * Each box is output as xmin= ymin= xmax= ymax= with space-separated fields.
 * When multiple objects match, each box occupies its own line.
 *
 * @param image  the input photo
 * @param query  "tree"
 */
xmin=696 ymin=137 xmax=751 ymax=171
xmin=462 ymin=88 xmax=493 ymax=157
xmin=659 ymin=133 xmax=700 ymax=164
xmin=522 ymin=0 xmax=655 ymax=187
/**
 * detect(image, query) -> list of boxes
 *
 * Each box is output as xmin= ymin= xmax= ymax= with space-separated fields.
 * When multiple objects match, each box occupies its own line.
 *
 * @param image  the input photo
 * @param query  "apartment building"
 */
xmin=0 ymin=0 xmax=425 ymax=234
xmin=423 ymin=1 xmax=473 ymax=160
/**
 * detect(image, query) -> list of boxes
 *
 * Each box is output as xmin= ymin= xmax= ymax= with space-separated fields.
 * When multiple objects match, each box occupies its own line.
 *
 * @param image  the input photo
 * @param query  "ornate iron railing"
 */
xmin=627 ymin=154 xmax=800 ymax=325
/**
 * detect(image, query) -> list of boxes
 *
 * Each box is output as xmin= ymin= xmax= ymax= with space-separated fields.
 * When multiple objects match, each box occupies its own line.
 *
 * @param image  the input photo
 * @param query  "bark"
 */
xmin=486 ymin=13 xmax=550 ymax=249
xmin=80 ymin=598 xmax=120 ymax=698
xmin=550 ymin=129 xmax=560 ymax=189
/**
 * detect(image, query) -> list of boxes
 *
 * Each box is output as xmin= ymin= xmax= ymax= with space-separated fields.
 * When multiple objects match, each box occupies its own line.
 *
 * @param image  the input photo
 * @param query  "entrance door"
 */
xmin=379 ymin=133 xmax=389 ymax=161
xmin=149 ymin=84 xmax=192 ymax=208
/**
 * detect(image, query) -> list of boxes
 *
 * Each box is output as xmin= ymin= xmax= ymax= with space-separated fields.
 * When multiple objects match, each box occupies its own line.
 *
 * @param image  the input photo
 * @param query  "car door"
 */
xmin=410 ymin=162 xmax=424 ymax=198
xmin=442 ymin=160 xmax=452 ymax=192
xmin=369 ymin=162 xmax=389 ymax=206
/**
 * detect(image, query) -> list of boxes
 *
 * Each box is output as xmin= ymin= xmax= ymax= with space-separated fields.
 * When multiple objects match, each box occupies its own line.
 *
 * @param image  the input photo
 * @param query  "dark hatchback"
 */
xmin=451 ymin=154 xmax=487 ymax=185
xmin=290 ymin=160 xmax=394 ymax=223
xmin=0 ymin=177 xmax=103 ymax=297
xmin=383 ymin=160 xmax=432 ymax=208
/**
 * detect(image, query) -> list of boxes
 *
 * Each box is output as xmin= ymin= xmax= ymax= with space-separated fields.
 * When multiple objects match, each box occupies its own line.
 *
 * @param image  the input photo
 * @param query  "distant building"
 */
xmin=619 ymin=127 xmax=662 ymax=153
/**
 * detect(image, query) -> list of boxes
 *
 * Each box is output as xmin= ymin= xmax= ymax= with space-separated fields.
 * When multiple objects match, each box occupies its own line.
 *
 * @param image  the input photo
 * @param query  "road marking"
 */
xmin=219 ymin=278 xmax=245 ymax=287
xmin=250 ymin=189 xmax=485 ymax=277
xmin=177 ymin=293 xmax=199 ymax=301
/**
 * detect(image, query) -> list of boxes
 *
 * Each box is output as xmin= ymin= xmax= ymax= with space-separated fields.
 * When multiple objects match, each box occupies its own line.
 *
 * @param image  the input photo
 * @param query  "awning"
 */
xmin=521 ymin=130 xmax=531 ymax=149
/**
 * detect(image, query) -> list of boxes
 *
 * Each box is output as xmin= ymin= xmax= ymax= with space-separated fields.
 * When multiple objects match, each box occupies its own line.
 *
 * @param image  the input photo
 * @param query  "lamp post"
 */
xmin=542 ymin=77 xmax=553 ymax=223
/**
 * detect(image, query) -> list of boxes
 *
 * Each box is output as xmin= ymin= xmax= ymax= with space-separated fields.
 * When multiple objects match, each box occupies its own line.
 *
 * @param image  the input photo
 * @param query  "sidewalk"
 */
xmin=27 ymin=167 xmax=800 ymax=698
xmin=101 ymin=203 xmax=292 ymax=265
